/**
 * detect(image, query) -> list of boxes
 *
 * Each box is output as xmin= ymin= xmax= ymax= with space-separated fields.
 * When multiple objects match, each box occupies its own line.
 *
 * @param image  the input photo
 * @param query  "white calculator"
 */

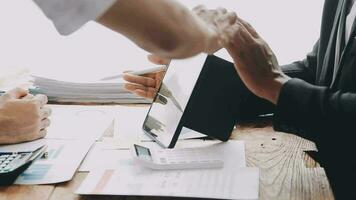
xmin=132 ymin=144 xmax=224 ymax=170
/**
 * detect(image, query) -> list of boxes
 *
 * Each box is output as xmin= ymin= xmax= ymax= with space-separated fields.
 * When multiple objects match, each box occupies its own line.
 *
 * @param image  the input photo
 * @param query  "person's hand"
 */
xmin=193 ymin=5 xmax=238 ymax=54
xmin=224 ymin=17 xmax=291 ymax=104
xmin=0 ymin=88 xmax=51 ymax=144
xmin=123 ymin=55 xmax=169 ymax=100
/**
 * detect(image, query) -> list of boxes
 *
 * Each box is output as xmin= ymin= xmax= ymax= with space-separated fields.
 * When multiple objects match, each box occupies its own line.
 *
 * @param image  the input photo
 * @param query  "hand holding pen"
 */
xmin=100 ymin=65 xmax=167 ymax=81
xmin=122 ymin=55 xmax=169 ymax=100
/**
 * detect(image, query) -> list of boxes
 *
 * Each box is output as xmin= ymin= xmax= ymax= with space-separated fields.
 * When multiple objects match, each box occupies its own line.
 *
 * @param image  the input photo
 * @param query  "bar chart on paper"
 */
xmin=17 ymin=145 xmax=64 ymax=182
xmin=15 ymin=139 xmax=93 ymax=185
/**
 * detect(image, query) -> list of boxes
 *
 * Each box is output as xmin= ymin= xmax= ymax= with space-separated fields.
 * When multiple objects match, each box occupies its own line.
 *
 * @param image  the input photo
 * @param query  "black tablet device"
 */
xmin=142 ymin=54 xmax=245 ymax=148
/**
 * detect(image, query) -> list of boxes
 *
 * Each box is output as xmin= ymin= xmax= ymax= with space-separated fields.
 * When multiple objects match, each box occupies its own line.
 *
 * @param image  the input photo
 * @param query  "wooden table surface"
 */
xmin=0 ymin=119 xmax=334 ymax=200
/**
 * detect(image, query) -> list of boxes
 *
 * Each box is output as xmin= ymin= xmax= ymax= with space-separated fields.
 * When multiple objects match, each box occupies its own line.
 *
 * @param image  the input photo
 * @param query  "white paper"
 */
xmin=76 ymin=141 xmax=259 ymax=199
xmin=77 ymin=167 xmax=259 ymax=200
xmin=115 ymin=106 xmax=150 ymax=145
xmin=79 ymin=140 xmax=245 ymax=172
xmin=45 ymin=105 xmax=115 ymax=140
xmin=78 ymin=142 xmax=132 ymax=172
xmin=15 ymin=139 xmax=93 ymax=185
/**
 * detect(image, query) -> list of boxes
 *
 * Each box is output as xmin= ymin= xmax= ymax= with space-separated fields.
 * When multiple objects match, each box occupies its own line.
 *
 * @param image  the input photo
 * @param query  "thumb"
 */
xmin=6 ymin=88 xmax=28 ymax=99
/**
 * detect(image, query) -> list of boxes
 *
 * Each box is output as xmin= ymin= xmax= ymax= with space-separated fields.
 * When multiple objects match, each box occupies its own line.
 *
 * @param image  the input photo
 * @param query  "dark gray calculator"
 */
xmin=0 ymin=145 xmax=47 ymax=185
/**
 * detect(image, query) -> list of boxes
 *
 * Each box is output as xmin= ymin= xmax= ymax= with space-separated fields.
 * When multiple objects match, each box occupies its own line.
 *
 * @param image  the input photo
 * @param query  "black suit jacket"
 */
xmin=216 ymin=0 xmax=356 ymax=198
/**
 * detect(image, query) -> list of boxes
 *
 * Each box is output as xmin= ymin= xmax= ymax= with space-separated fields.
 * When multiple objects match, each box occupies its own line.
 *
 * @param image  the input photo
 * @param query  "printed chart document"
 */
xmin=76 ymin=141 xmax=259 ymax=199
xmin=12 ymin=139 xmax=93 ymax=185
xmin=45 ymin=105 xmax=115 ymax=140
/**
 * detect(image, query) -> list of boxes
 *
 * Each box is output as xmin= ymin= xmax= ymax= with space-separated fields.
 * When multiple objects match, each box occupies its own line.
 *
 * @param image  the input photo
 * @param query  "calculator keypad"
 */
xmin=0 ymin=153 xmax=20 ymax=173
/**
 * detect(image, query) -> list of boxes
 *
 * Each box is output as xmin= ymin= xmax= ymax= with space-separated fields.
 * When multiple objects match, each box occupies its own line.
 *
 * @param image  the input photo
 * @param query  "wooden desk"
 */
xmin=0 ymin=119 xmax=334 ymax=200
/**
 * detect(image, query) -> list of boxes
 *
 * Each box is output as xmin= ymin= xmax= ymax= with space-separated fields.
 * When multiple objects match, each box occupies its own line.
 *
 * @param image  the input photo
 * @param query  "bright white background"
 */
xmin=0 ymin=0 xmax=324 ymax=82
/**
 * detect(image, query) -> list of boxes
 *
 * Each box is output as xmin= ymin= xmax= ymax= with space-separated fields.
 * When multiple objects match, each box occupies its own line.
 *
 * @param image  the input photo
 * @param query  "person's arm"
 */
xmin=238 ymin=41 xmax=320 ymax=120
xmin=226 ymin=17 xmax=356 ymax=143
xmin=33 ymin=0 xmax=237 ymax=59
xmin=97 ymin=1 xmax=235 ymax=59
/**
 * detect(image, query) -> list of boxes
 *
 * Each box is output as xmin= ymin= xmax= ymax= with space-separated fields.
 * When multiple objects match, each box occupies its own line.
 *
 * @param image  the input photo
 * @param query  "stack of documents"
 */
xmin=30 ymin=76 xmax=150 ymax=104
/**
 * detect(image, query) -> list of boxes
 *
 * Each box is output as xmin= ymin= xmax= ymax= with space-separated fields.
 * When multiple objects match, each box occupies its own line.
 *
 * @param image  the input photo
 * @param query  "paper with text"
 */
xmin=77 ymin=141 xmax=259 ymax=199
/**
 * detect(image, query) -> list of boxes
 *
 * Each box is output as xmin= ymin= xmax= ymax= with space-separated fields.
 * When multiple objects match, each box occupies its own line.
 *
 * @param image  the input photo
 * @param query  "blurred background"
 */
xmin=0 ymin=0 xmax=324 ymax=83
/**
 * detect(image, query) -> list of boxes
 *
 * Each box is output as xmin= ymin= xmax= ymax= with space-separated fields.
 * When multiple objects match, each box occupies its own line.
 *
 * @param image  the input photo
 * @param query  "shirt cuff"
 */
xmin=33 ymin=0 xmax=117 ymax=35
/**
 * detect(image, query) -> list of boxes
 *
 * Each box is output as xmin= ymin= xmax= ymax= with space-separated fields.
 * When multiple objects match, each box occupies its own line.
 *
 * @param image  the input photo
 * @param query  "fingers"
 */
xmin=38 ymin=129 xmax=47 ymax=139
xmin=223 ymin=23 xmax=255 ymax=48
xmin=146 ymin=71 xmax=166 ymax=86
xmin=216 ymin=11 xmax=237 ymax=25
xmin=227 ymin=12 xmax=238 ymax=25
xmin=40 ymin=118 xmax=51 ymax=130
xmin=123 ymin=74 xmax=156 ymax=88
xmin=193 ymin=5 xmax=207 ymax=13
xmin=32 ymin=94 xmax=48 ymax=108
xmin=124 ymin=83 xmax=156 ymax=99
xmin=29 ymin=129 xmax=48 ymax=142
xmin=236 ymin=16 xmax=260 ymax=38
xmin=217 ymin=7 xmax=227 ymax=15
xmin=7 ymin=88 xmax=28 ymax=99
xmin=134 ymin=89 xmax=156 ymax=100
xmin=22 ymin=94 xmax=34 ymax=100
xmin=40 ymin=106 xmax=52 ymax=119
xmin=0 ymin=88 xmax=28 ymax=102
xmin=147 ymin=55 xmax=170 ymax=65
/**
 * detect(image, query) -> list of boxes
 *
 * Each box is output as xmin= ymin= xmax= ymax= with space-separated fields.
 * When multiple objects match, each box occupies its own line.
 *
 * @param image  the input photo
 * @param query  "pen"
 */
xmin=0 ymin=88 xmax=41 ymax=96
xmin=100 ymin=65 xmax=167 ymax=81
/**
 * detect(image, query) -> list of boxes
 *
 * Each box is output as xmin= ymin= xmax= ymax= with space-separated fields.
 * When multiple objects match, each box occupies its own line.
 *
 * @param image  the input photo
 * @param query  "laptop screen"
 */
xmin=142 ymin=54 xmax=207 ymax=148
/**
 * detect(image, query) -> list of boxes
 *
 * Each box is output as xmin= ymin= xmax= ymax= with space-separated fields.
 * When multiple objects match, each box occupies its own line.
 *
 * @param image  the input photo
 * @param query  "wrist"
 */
xmin=264 ymin=75 xmax=291 ymax=105
xmin=192 ymin=13 xmax=219 ymax=54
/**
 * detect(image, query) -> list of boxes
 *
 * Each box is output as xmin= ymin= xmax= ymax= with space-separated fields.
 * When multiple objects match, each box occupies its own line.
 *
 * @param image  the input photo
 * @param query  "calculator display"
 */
xmin=143 ymin=54 xmax=207 ymax=148
xmin=134 ymin=145 xmax=152 ymax=161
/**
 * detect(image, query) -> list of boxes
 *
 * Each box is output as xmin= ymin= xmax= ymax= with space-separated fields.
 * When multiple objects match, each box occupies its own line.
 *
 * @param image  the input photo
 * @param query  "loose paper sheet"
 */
xmin=76 ymin=141 xmax=259 ymax=199
xmin=79 ymin=140 xmax=226 ymax=172
xmin=14 ymin=139 xmax=93 ymax=185
xmin=45 ymin=105 xmax=115 ymax=140
xmin=78 ymin=142 xmax=132 ymax=172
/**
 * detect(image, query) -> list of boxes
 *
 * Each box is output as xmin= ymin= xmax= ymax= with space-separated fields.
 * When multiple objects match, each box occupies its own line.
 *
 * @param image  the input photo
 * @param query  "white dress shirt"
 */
xmin=346 ymin=0 xmax=356 ymax=43
xmin=33 ymin=0 xmax=116 ymax=35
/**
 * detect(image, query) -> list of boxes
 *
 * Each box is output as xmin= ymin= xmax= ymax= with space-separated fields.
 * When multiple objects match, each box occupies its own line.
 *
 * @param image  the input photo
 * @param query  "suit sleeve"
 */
xmin=238 ymin=41 xmax=320 ymax=120
xmin=274 ymin=78 xmax=356 ymax=143
xmin=239 ymin=40 xmax=356 ymax=145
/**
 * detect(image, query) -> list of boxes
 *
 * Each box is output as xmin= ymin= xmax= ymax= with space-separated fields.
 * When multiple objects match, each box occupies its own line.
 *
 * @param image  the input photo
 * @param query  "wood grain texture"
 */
xmin=0 ymin=184 xmax=54 ymax=200
xmin=231 ymin=120 xmax=334 ymax=200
